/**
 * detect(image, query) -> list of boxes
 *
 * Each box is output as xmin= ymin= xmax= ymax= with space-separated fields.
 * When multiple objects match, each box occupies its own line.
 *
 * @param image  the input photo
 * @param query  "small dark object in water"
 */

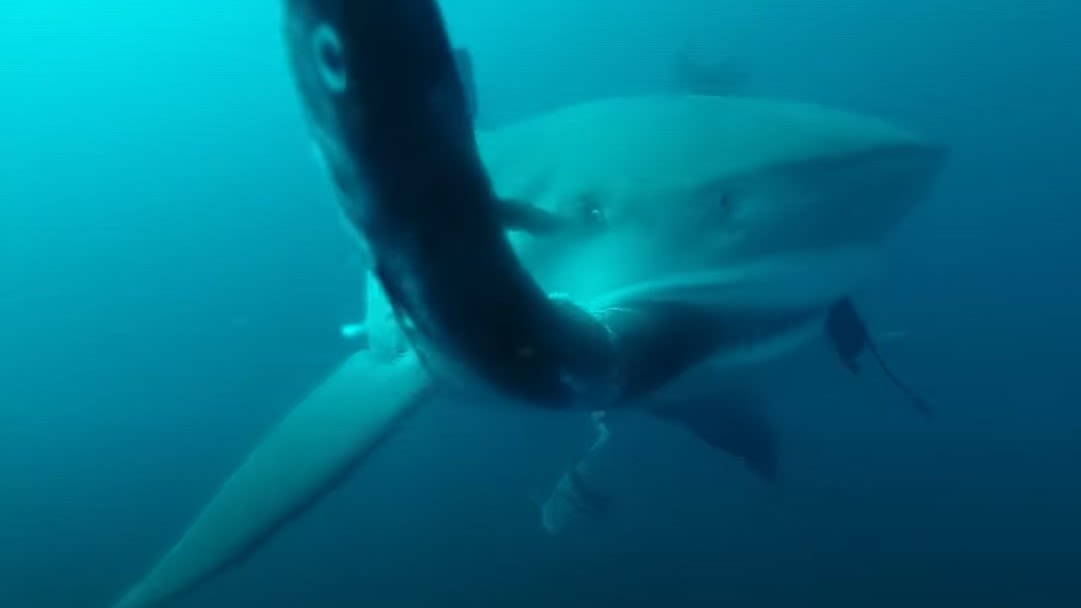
xmin=826 ymin=298 xmax=933 ymax=417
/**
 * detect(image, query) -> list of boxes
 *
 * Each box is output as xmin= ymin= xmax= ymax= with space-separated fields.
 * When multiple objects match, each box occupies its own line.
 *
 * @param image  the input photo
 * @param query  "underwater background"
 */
xmin=3 ymin=0 xmax=1080 ymax=606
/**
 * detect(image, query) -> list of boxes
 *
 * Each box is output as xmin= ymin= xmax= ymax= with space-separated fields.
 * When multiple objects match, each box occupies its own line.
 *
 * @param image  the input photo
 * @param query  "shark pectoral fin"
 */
xmin=650 ymin=387 xmax=779 ymax=482
xmin=110 ymin=350 xmax=434 ymax=608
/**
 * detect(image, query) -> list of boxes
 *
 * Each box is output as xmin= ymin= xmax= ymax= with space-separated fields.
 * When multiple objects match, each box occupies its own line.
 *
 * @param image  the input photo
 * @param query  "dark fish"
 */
xmin=282 ymin=0 xmax=617 ymax=407
xmin=826 ymin=298 xmax=933 ymax=416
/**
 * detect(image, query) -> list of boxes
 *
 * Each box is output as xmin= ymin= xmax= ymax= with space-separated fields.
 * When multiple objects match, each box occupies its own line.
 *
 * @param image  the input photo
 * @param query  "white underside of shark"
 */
xmin=109 ymin=94 xmax=944 ymax=608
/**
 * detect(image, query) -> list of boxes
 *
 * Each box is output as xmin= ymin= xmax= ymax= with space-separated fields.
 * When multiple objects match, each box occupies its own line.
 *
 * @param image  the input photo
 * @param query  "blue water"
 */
xmin=3 ymin=0 xmax=1080 ymax=606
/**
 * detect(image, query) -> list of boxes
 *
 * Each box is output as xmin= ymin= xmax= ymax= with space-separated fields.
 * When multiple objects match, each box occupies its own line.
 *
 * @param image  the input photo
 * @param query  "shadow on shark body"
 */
xmin=107 ymin=60 xmax=946 ymax=608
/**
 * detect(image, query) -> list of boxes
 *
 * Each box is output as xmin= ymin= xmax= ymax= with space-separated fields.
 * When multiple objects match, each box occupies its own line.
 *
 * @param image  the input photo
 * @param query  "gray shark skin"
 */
xmin=107 ymin=47 xmax=946 ymax=608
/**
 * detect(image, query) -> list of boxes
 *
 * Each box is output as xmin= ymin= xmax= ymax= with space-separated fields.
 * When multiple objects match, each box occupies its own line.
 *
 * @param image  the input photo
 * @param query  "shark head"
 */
xmin=107 ymin=93 xmax=946 ymax=608
xmin=480 ymin=94 xmax=946 ymax=312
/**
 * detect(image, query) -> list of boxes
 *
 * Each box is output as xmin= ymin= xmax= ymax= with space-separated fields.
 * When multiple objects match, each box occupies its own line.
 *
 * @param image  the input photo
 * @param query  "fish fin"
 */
xmin=452 ymin=47 xmax=476 ymax=121
xmin=109 ymin=351 xmax=435 ymax=608
xmin=650 ymin=386 xmax=778 ymax=482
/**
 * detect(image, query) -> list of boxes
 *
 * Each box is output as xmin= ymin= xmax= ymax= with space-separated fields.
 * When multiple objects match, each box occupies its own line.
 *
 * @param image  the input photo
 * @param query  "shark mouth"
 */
xmin=590 ymin=246 xmax=877 ymax=314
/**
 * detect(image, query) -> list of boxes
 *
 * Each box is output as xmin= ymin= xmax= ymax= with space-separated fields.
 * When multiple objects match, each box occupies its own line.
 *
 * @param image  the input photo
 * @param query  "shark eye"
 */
xmin=312 ymin=24 xmax=347 ymax=93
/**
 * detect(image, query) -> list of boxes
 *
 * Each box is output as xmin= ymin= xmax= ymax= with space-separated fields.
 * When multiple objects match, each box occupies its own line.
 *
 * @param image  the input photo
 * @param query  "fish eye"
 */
xmin=311 ymin=24 xmax=347 ymax=93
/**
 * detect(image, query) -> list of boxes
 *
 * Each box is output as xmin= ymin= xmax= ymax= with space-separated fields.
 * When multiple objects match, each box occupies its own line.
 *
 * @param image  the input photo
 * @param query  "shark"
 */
xmin=107 ymin=19 xmax=946 ymax=608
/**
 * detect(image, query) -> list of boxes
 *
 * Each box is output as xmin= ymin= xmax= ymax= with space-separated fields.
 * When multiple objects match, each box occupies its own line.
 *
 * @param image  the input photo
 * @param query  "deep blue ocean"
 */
xmin=3 ymin=1 xmax=1081 ymax=606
